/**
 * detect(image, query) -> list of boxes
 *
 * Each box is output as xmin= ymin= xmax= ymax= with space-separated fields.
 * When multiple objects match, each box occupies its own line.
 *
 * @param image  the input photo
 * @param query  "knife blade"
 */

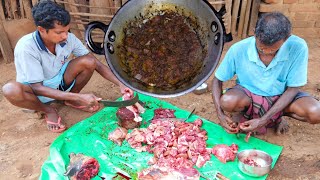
xmin=99 ymin=94 xmax=139 ymax=107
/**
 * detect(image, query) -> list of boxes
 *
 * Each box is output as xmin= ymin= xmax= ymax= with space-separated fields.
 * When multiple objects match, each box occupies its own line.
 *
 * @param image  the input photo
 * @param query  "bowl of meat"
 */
xmin=237 ymin=149 xmax=273 ymax=177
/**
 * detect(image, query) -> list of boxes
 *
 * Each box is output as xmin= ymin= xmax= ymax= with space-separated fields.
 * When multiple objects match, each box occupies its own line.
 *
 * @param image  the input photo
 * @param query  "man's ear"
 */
xmin=37 ymin=26 xmax=46 ymax=33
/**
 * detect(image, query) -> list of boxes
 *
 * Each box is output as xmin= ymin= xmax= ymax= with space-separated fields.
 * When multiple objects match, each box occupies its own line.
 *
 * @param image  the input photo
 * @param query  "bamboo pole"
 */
xmin=65 ymin=0 xmax=85 ymax=39
xmin=55 ymin=0 xmax=119 ymax=10
xmin=0 ymin=20 xmax=14 ymax=63
xmin=20 ymin=0 xmax=25 ymax=18
xmin=90 ymin=0 xmax=113 ymax=21
xmin=237 ymin=0 xmax=248 ymax=38
xmin=5 ymin=1 xmax=13 ymax=19
xmin=70 ymin=12 xmax=114 ymax=18
xmin=248 ymin=0 xmax=261 ymax=36
xmin=23 ymin=0 xmax=33 ymax=19
xmin=0 ymin=0 xmax=5 ymax=20
xmin=75 ymin=0 xmax=88 ymax=13
xmin=10 ymin=0 xmax=19 ymax=19
xmin=223 ymin=0 xmax=232 ymax=34
xmin=114 ymin=0 xmax=122 ymax=7
xmin=231 ymin=0 xmax=240 ymax=36
xmin=242 ymin=0 xmax=253 ymax=38
xmin=31 ymin=0 xmax=38 ymax=6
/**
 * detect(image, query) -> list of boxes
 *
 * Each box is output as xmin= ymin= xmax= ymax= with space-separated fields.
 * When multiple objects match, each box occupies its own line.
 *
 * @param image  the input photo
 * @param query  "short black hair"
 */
xmin=255 ymin=12 xmax=291 ymax=45
xmin=32 ymin=0 xmax=70 ymax=30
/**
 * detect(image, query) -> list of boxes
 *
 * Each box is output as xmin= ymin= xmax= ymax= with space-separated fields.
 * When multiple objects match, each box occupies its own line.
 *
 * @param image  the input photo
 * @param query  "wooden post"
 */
xmin=10 ymin=0 xmax=19 ymax=19
xmin=223 ymin=0 xmax=232 ymax=34
xmin=31 ymin=0 xmax=38 ymax=6
xmin=0 ymin=20 xmax=14 ymax=63
xmin=248 ymin=0 xmax=261 ymax=36
xmin=231 ymin=0 xmax=240 ymax=36
xmin=0 ymin=0 xmax=5 ymax=20
xmin=65 ymin=0 xmax=85 ymax=39
xmin=90 ymin=0 xmax=113 ymax=20
xmin=237 ymin=0 xmax=248 ymax=38
xmin=20 ymin=0 xmax=25 ymax=18
xmin=242 ymin=0 xmax=253 ymax=38
xmin=23 ymin=0 xmax=33 ymax=19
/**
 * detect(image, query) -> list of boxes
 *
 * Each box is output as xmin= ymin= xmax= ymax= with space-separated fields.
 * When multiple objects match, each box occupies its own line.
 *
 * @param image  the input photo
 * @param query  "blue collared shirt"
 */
xmin=14 ymin=31 xmax=89 ymax=83
xmin=215 ymin=35 xmax=308 ymax=96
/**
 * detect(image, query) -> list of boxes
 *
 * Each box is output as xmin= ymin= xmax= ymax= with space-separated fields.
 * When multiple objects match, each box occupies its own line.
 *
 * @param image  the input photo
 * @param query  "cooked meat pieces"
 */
xmin=119 ymin=12 xmax=205 ymax=90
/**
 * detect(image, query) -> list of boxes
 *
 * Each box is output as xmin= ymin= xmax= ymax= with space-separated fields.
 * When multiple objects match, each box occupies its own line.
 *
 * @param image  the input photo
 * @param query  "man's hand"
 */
xmin=239 ymin=118 xmax=268 ymax=132
xmin=218 ymin=113 xmax=239 ymax=134
xmin=119 ymin=84 xmax=134 ymax=98
xmin=78 ymin=93 xmax=102 ymax=109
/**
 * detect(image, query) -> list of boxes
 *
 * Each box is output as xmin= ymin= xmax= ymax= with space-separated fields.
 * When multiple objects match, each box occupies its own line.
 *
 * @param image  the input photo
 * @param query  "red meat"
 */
xmin=212 ymin=143 xmax=239 ymax=163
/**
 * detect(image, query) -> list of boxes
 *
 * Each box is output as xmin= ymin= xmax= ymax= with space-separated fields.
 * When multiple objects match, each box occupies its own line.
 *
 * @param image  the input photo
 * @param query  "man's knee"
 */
xmin=220 ymin=93 xmax=250 ymax=112
xmin=2 ymin=82 xmax=24 ymax=101
xmin=220 ymin=94 xmax=238 ymax=112
xmin=306 ymin=105 xmax=320 ymax=124
xmin=80 ymin=55 xmax=96 ymax=70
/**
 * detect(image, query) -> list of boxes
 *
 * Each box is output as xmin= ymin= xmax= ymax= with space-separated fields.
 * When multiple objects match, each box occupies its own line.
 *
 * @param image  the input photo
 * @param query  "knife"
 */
xmin=99 ymin=94 xmax=140 ymax=107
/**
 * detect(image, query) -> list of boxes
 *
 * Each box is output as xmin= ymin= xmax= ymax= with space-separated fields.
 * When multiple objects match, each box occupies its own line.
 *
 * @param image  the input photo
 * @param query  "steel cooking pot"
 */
xmin=85 ymin=0 xmax=227 ymax=98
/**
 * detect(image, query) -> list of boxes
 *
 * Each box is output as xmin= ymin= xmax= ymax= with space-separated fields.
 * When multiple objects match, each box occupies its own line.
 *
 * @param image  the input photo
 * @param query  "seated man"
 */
xmin=2 ymin=1 xmax=133 ymax=133
xmin=212 ymin=12 xmax=320 ymax=135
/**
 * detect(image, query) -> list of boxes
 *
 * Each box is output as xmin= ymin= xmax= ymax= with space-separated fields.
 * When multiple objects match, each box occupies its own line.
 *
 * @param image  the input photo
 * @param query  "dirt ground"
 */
xmin=0 ymin=20 xmax=320 ymax=179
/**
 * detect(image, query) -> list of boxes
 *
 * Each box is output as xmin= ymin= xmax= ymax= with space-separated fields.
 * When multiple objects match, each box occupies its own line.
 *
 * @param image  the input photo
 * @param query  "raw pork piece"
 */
xmin=108 ymin=127 xmax=128 ymax=146
xmin=116 ymin=107 xmax=141 ymax=129
xmin=212 ymin=143 xmax=239 ymax=163
xmin=116 ymin=93 xmax=145 ymax=129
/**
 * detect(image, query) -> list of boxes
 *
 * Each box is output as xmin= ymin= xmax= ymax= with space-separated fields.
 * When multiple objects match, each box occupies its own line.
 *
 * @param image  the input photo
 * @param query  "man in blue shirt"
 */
xmin=212 ymin=12 xmax=320 ymax=135
xmin=2 ymin=1 xmax=133 ymax=133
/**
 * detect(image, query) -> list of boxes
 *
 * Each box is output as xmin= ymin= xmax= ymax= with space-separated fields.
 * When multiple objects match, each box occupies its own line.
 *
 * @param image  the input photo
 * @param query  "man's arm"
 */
xmin=29 ymin=83 xmax=100 ymax=106
xmin=259 ymin=87 xmax=299 ymax=124
xmin=212 ymin=77 xmax=238 ymax=133
xmin=212 ymin=77 xmax=224 ymax=117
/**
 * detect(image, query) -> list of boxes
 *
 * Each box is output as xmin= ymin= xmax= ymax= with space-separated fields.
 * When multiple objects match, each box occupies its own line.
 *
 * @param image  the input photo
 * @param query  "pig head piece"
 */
xmin=64 ymin=153 xmax=100 ymax=180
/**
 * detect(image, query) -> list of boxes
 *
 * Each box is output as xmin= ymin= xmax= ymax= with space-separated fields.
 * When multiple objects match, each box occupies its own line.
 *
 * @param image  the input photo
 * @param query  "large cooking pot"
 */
xmin=85 ymin=0 xmax=227 ymax=98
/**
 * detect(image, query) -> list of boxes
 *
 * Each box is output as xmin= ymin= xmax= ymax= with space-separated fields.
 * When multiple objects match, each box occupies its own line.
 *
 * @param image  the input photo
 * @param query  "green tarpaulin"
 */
xmin=40 ymin=93 xmax=282 ymax=180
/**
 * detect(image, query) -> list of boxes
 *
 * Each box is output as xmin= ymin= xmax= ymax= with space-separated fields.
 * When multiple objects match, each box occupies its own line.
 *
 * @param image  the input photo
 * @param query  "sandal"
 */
xmin=64 ymin=101 xmax=100 ymax=113
xmin=45 ymin=115 xmax=67 ymax=133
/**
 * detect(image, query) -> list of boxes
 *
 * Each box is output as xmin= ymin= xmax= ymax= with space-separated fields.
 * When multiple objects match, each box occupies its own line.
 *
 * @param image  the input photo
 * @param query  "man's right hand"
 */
xmin=78 ymin=93 xmax=102 ymax=109
xmin=217 ymin=112 xmax=239 ymax=134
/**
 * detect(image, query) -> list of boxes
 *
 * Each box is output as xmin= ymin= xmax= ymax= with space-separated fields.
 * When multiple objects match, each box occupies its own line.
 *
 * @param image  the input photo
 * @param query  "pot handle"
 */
xmin=85 ymin=21 xmax=109 ymax=55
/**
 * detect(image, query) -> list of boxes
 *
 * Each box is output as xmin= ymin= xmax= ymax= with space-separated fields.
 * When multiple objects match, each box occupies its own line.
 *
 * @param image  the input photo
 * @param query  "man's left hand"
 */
xmin=119 ymin=84 xmax=134 ymax=98
xmin=239 ymin=118 xmax=268 ymax=132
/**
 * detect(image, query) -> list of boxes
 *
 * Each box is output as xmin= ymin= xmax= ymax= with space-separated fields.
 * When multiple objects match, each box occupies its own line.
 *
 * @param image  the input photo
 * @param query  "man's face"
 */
xmin=39 ymin=22 xmax=70 ymax=44
xmin=255 ymin=38 xmax=285 ymax=56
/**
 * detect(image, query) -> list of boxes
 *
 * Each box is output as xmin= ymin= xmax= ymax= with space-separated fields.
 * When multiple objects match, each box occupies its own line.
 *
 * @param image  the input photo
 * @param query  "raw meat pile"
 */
xmin=122 ymin=108 xmax=210 ymax=179
xmin=212 ymin=143 xmax=239 ymax=163
xmin=129 ymin=118 xmax=208 ymax=179
xmin=108 ymin=108 xmax=240 ymax=179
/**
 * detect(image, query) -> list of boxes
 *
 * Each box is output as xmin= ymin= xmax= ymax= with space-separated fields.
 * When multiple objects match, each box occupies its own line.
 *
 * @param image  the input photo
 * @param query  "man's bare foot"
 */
xmin=275 ymin=118 xmax=289 ymax=135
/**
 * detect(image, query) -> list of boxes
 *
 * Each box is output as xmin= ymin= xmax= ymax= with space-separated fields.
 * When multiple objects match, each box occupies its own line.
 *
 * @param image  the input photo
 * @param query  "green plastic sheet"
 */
xmin=40 ymin=93 xmax=283 ymax=180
